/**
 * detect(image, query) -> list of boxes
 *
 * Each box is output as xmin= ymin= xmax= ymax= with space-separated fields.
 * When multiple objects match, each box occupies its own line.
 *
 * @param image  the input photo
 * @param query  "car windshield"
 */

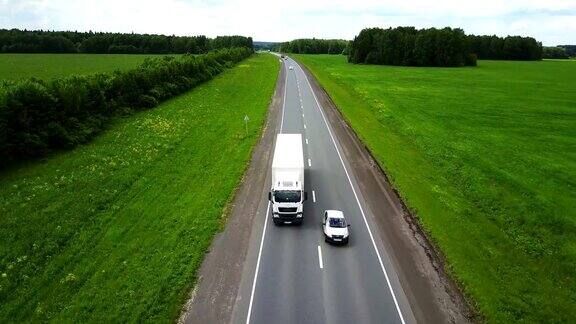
xmin=274 ymin=190 xmax=301 ymax=203
xmin=329 ymin=217 xmax=346 ymax=228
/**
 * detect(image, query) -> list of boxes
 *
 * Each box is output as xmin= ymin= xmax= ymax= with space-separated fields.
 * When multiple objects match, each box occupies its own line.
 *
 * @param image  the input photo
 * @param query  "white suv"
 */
xmin=322 ymin=210 xmax=350 ymax=244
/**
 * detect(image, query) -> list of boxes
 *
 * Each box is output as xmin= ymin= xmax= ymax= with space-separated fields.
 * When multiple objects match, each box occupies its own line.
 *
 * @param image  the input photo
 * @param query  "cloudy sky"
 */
xmin=1 ymin=0 xmax=574 ymax=45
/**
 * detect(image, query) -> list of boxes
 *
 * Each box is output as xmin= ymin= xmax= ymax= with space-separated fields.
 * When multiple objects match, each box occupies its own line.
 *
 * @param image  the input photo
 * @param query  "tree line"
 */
xmin=278 ymin=38 xmax=349 ymax=54
xmin=559 ymin=45 xmax=576 ymax=57
xmin=543 ymin=46 xmax=571 ymax=59
xmin=348 ymin=27 xmax=477 ymax=67
xmin=0 ymin=29 xmax=252 ymax=54
xmin=543 ymin=45 xmax=575 ymax=59
xmin=0 ymin=47 xmax=253 ymax=168
xmin=467 ymin=35 xmax=542 ymax=60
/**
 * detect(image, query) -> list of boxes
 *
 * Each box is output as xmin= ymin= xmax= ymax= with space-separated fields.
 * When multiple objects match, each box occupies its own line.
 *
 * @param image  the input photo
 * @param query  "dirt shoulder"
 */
xmin=297 ymin=60 xmax=476 ymax=324
xmin=178 ymin=59 xmax=284 ymax=324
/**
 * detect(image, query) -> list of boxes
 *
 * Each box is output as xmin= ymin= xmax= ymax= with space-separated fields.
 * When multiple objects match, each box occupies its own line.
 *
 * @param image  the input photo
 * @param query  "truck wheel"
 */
xmin=273 ymin=219 xmax=281 ymax=226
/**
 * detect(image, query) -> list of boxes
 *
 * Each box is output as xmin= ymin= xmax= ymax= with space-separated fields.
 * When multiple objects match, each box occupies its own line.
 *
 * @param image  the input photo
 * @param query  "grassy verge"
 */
xmin=295 ymin=54 xmax=576 ymax=323
xmin=0 ymin=53 xmax=177 ymax=81
xmin=0 ymin=53 xmax=279 ymax=322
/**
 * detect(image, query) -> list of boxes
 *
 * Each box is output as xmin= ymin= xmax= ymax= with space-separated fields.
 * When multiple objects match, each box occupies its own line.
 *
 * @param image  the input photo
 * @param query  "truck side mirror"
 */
xmin=304 ymin=192 xmax=308 ymax=201
xmin=268 ymin=192 xmax=272 ymax=201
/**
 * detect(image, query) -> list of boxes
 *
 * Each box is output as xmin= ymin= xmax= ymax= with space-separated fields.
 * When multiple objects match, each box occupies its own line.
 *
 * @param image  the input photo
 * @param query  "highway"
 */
xmin=230 ymin=56 xmax=417 ymax=324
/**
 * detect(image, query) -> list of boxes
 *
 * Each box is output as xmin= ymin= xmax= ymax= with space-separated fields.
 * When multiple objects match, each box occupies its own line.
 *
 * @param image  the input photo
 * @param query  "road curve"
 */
xmin=230 ymin=56 xmax=418 ymax=324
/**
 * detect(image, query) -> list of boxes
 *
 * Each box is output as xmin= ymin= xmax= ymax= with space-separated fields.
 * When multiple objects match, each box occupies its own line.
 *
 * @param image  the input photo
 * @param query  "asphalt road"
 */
xmin=230 ymin=56 xmax=418 ymax=324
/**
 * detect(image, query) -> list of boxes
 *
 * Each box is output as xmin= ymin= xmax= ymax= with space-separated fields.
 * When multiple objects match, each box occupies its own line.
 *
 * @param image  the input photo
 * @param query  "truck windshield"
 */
xmin=274 ymin=190 xmax=301 ymax=203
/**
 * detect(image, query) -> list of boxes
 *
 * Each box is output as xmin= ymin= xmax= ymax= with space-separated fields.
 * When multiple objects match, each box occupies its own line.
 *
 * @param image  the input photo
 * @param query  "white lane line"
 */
xmin=306 ymin=138 xmax=309 ymax=145
xmin=279 ymin=62 xmax=288 ymax=133
xmin=312 ymin=190 xmax=316 ymax=202
xmin=308 ymin=158 xmax=311 ymax=167
xmin=317 ymin=245 xmax=324 ymax=269
xmin=304 ymin=124 xmax=306 ymax=129
xmin=246 ymin=201 xmax=271 ymax=324
xmin=293 ymin=60 xmax=407 ymax=324
xmin=301 ymin=104 xmax=304 ymax=109
xmin=302 ymin=113 xmax=305 ymax=118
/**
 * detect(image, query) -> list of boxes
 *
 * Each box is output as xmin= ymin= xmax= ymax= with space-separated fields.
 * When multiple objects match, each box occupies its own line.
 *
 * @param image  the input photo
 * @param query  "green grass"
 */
xmin=295 ymin=54 xmax=576 ymax=323
xmin=0 ymin=53 xmax=177 ymax=81
xmin=0 ymin=53 xmax=279 ymax=322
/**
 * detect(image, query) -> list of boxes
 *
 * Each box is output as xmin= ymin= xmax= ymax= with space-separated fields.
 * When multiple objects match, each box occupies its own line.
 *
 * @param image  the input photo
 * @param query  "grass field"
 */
xmin=0 ymin=53 xmax=279 ymax=322
xmin=0 ymin=53 xmax=177 ymax=81
xmin=295 ymin=55 xmax=576 ymax=323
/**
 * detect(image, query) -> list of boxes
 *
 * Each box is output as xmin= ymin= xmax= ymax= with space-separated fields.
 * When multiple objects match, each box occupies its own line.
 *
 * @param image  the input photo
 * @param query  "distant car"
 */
xmin=289 ymin=66 xmax=294 ymax=70
xmin=322 ymin=210 xmax=350 ymax=244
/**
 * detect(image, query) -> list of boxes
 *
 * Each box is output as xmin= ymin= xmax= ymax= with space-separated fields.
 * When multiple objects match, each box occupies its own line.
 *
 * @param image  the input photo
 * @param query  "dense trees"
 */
xmin=0 ymin=29 xmax=252 ymax=54
xmin=467 ymin=35 xmax=542 ymax=60
xmin=0 ymin=47 xmax=253 ymax=166
xmin=348 ymin=27 xmax=476 ymax=67
xmin=348 ymin=27 xmax=544 ymax=66
xmin=558 ymin=45 xmax=576 ymax=57
xmin=543 ymin=47 xmax=570 ymax=59
xmin=278 ymin=39 xmax=349 ymax=54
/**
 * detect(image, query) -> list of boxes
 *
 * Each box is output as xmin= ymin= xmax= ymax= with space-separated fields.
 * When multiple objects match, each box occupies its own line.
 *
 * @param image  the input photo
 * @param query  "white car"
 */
xmin=322 ymin=210 xmax=350 ymax=244
xmin=289 ymin=66 xmax=294 ymax=70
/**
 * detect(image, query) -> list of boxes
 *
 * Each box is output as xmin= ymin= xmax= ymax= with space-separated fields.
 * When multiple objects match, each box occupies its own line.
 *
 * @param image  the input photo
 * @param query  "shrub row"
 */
xmin=278 ymin=38 xmax=349 ymax=55
xmin=0 ymin=29 xmax=253 ymax=54
xmin=349 ymin=27 xmax=476 ymax=67
xmin=0 ymin=47 xmax=253 ymax=167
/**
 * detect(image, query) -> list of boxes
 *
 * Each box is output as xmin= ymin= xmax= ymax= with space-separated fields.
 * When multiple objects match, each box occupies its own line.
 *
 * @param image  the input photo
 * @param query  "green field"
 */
xmin=0 ymin=53 xmax=177 ymax=81
xmin=0 ymin=53 xmax=279 ymax=322
xmin=295 ymin=55 xmax=576 ymax=322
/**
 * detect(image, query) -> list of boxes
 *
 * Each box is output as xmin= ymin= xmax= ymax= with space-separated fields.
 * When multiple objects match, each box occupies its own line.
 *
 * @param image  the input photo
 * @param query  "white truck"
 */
xmin=269 ymin=133 xmax=308 ymax=225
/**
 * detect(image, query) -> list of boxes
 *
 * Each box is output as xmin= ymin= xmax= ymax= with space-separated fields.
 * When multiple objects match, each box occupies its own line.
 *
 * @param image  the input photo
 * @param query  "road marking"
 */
xmin=301 ymin=104 xmax=303 ymax=109
xmin=304 ymin=124 xmax=306 ymax=129
xmin=308 ymin=158 xmax=311 ymax=167
xmin=246 ymin=201 xmax=270 ymax=324
xmin=317 ymin=245 xmax=324 ymax=269
xmin=305 ymin=138 xmax=309 ymax=144
xmin=294 ymin=60 xmax=407 ymax=324
xmin=302 ymin=113 xmax=305 ymax=118
xmin=312 ymin=190 xmax=316 ymax=202
xmin=279 ymin=62 xmax=288 ymax=133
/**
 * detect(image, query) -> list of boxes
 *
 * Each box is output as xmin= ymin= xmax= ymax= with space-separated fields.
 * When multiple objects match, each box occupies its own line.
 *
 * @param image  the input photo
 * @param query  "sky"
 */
xmin=0 ymin=0 xmax=575 ymax=45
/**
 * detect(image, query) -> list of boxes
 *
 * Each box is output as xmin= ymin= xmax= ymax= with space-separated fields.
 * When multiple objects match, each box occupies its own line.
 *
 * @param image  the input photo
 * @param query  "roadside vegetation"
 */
xmin=295 ymin=54 xmax=576 ymax=323
xmin=0 ymin=53 xmax=279 ymax=322
xmin=0 ymin=54 xmax=175 ymax=81
xmin=0 ymin=29 xmax=252 ymax=54
xmin=0 ymin=47 xmax=252 ymax=167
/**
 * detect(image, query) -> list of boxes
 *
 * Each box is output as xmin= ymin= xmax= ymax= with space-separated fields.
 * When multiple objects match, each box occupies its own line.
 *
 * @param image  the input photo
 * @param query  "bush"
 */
xmin=0 ymin=47 xmax=253 ymax=167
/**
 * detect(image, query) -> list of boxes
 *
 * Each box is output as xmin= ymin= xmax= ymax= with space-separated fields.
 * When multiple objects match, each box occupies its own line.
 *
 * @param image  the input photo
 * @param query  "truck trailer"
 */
xmin=269 ymin=133 xmax=307 ymax=225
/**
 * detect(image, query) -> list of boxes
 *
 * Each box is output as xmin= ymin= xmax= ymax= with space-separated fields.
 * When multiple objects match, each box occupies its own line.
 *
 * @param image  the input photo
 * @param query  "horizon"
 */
xmin=1 ymin=0 xmax=575 ymax=46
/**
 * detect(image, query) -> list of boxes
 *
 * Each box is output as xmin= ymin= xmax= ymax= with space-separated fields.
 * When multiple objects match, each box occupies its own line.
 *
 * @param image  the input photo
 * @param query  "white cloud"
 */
xmin=0 ymin=0 xmax=575 ymax=45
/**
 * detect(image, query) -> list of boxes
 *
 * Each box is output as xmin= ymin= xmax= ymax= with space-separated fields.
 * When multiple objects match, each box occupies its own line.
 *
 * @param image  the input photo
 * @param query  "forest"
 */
xmin=467 ymin=35 xmax=543 ymax=60
xmin=278 ymin=38 xmax=349 ymax=54
xmin=347 ymin=27 xmax=544 ymax=67
xmin=0 ymin=29 xmax=252 ymax=54
xmin=348 ymin=27 xmax=477 ymax=67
